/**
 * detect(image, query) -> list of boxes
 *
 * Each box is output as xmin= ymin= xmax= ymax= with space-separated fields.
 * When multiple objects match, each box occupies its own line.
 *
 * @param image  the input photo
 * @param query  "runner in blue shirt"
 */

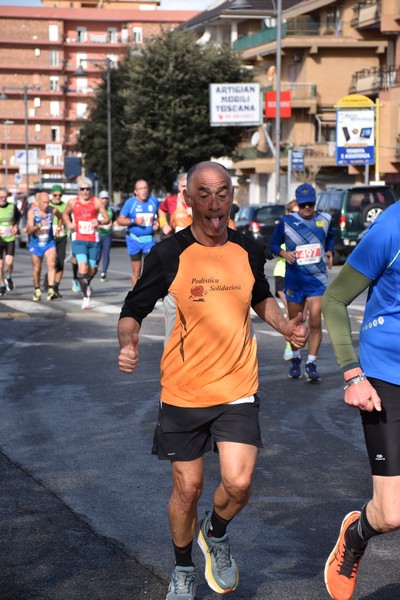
xmin=116 ymin=179 xmax=160 ymax=286
xmin=322 ymin=200 xmax=400 ymax=600
xmin=270 ymin=183 xmax=334 ymax=381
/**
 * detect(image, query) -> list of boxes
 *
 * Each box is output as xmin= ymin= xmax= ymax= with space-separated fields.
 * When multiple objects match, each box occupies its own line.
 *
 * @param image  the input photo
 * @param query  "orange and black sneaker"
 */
xmin=324 ymin=511 xmax=365 ymax=600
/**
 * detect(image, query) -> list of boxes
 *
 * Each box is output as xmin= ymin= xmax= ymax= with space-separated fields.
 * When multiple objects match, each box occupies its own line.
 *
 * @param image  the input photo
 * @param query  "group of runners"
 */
xmin=2 ymin=163 xmax=399 ymax=600
xmin=0 ymin=173 xmax=193 ymax=310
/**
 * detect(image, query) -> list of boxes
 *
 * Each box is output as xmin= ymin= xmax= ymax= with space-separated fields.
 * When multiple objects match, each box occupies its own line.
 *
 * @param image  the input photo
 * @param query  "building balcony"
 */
xmin=350 ymin=64 xmax=400 ymax=94
xmin=351 ymin=0 xmax=381 ymax=28
xmin=263 ymin=82 xmax=318 ymax=113
xmin=233 ymin=19 xmax=321 ymax=52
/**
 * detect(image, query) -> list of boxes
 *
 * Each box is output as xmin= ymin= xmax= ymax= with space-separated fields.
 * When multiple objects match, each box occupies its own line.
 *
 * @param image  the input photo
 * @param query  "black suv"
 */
xmin=316 ymin=185 xmax=397 ymax=264
xmin=235 ymin=204 xmax=286 ymax=256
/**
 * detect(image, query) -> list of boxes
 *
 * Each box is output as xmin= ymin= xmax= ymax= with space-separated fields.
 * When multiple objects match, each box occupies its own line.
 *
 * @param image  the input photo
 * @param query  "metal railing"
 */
xmin=351 ymin=0 xmax=381 ymax=25
xmin=263 ymin=82 xmax=317 ymax=100
xmin=233 ymin=18 xmax=321 ymax=51
xmin=350 ymin=64 xmax=400 ymax=93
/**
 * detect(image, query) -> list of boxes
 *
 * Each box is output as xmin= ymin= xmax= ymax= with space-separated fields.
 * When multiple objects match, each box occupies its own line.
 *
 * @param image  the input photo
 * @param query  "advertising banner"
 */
xmin=336 ymin=108 xmax=375 ymax=166
xmin=209 ymin=83 xmax=262 ymax=126
xmin=265 ymin=91 xmax=292 ymax=118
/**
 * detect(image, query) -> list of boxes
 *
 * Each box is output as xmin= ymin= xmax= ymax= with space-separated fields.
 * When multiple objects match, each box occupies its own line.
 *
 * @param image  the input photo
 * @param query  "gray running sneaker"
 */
xmin=197 ymin=515 xmax=239 ymax=594
xmin=166 ymin=565 xmax=197 ymax=600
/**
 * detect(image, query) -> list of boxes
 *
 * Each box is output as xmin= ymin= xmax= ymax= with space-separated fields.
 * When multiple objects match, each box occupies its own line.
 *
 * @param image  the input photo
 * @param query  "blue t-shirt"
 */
xmin=348 ymin=201 xmax=400 ymax=384
xmin=121 ymin=195 xmax=159 ymax=237
xmin=269 ymin=211 xmax=334 ymax=288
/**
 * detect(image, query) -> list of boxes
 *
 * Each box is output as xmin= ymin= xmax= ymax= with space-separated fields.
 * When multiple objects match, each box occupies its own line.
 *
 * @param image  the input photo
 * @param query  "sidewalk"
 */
xmin=0 ymin=451 xmax=166 ymax=600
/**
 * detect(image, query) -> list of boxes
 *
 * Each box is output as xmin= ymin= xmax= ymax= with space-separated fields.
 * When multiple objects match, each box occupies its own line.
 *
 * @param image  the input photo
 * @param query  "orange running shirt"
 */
xmin=120 ymin=227 xmax=272 ymax=408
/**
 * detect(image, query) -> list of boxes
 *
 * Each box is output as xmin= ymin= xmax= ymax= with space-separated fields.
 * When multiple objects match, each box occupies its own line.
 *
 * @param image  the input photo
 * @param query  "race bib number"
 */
xmin=78 ymin=220 xmax=95 ymax=235
xmin=140 ymin=213 xmax=154 ymax=226
xmin=0 ymin=225 xmax=12 ymax=238
xmin=38 ymin=225 xmax=50 ymax=246
xmin=296 ymin=243 xmax=322 ymax=265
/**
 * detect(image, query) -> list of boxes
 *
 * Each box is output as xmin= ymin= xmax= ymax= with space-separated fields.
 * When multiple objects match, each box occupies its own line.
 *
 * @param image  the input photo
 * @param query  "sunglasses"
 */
xmin=80 ymin=187 xmax=91 ymax=191
xmin=52 ymin=193 xmax=62 ymax=197
xmin=300 ymin=202 xmax=315 ymax=208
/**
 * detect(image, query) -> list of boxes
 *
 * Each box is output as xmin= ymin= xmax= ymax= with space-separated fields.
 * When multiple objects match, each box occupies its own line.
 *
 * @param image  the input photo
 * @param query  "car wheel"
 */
xmin=332 ymin=250 xmax=342 ymax=266
xmin=360 ymin=203 xmax=384 ymax=228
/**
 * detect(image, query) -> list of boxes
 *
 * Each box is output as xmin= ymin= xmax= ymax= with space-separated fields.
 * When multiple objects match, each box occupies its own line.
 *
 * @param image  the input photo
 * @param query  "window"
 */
xmin=76 ymin=27 xmax=87 ymax=43
xmin=121 ymin=25 xmax=128 ymax=43
xmin=76 ymin=77 xmax=88 ymax=93
xmin=34 ymin=97 xmax=41 ymax=108
xmin=76 ymin=102 xmax=88 ymax=118
xmin=132 ymin=27 xmax=142 ymax=44
xmin=50 ymin=76 xmax=59 ymax=92
xmin=35 ymin=124 xmax=41 ymax=133
xmin=326 ymin=7 xmax=342 ymax=34
xmin=48 ymin=24 xmax=59 ymax=42
xmin=107 ymin=54 xmax=118 ymax=68
xmin=51 ymin=126 xmax=60 ymax=142
xmin=107 ymin=27 xmax=117 ymax=43
xmin=50 ymin=50 xmax=59 ymax=67
xmin=50 ymin=101 xmax=60 ymax=117
xmin=76 ymin=53 xmax=87 ymax=69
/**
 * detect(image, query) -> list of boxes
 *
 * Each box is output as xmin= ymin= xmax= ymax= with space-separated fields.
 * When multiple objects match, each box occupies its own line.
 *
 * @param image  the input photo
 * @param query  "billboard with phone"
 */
xmin=336 ymin=108 xmax=375 ymax=165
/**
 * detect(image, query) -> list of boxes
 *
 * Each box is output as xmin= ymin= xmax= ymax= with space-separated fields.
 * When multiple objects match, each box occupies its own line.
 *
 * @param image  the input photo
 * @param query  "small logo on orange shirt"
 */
xmin=189 ymin=285 xmax=207 ymax=302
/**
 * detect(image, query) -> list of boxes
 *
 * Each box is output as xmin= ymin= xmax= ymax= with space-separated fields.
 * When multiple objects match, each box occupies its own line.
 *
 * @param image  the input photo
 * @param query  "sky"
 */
xmin=0 ymin=0 xmax=213 ymax=8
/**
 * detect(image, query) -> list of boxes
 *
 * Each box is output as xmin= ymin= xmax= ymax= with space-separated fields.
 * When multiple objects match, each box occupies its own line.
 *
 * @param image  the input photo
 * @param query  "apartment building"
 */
xmin=182 ymin=0 xmax=400 ymax=202
xmin=0 ymin=0 xmax=198 ymax=192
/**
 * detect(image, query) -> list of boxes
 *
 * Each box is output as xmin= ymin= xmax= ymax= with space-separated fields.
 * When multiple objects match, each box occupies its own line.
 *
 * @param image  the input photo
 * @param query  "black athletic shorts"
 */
xmin=0 ymin=239 xmax=15 ymax=259
xmin=361 ymin=377 xmax=400 ymax=476
xmin=55 ymin=236 xmax=67 ymax=271
xmin=152 ymin=395 xmax=263 ymax=461
xmin=275 ymin=276 xmax=284 ymax=298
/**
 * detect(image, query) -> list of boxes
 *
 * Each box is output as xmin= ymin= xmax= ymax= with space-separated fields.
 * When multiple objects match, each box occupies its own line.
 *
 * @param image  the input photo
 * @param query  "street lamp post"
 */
xmin=3 ymin=119 xmax=15 ymax=189
xmin=274 ymin=0 xmax=282 ymax=203
xmin=75 ymin=58 xmax=112 ymax=200
xmin=0 ymin=86 xmax=30 ymax=193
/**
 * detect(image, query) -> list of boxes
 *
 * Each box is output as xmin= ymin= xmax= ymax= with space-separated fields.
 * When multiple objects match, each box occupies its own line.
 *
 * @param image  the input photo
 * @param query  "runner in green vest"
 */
xmin=48 ymin=184 xmax=68 ymax=297
xmin=0 ymin=187 xmax=20 ymax=296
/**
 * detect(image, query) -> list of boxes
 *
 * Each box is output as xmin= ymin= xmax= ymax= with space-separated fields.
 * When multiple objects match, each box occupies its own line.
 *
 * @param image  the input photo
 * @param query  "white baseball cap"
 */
xmin=99 ymin=191 xmax=109 ymax=198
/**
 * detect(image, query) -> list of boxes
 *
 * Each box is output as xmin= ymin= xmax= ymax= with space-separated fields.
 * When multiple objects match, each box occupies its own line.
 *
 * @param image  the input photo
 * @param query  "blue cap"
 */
xmin=295 ymin=183 xmax=316 ymax=204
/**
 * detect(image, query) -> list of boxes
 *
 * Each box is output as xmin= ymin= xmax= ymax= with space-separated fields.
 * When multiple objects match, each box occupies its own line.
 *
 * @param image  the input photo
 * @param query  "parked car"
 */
xmin=235 ymin=203 xmax=286 ymax=258
xmin=316 ymin=184 xmax=398 ymax=264
xmin=110 ymin=205 xmax=127 ymax=243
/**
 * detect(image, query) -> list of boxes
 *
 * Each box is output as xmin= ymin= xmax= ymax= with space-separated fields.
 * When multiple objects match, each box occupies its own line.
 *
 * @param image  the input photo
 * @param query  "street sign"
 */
xmin=291 ymin=149 xmax=304 ymax=171
xmin=19 ymin=164 xmax=39 ymax=175
xmin=46 ymin=143 xmax=62 ymax=156
xmin=209 ymin=83 xmax=262 ymax=127
xmin=14 ymin=149 xmax=38 ymax=164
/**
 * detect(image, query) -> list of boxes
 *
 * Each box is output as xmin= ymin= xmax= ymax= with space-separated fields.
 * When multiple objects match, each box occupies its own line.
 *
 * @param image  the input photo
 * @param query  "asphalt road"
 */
xmin=0 ymin=244 xmax=399 ymax=600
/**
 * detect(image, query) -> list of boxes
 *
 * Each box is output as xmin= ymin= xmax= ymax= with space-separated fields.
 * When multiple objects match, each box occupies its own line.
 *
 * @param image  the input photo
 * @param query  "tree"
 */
xmin=78 ymin=30 xmax=254 ymax=193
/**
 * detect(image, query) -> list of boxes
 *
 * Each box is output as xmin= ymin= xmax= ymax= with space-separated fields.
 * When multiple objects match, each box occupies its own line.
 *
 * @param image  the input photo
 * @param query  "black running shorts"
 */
xmin=361 ymin=377 xmax=400 ymax=476
xmin=152 ymin=395 xmax=263 ymax=461
xmin=0 ymin=239 xmax=15 ymax=259
xmin=274 ymin=276 xmax=284 ymax=298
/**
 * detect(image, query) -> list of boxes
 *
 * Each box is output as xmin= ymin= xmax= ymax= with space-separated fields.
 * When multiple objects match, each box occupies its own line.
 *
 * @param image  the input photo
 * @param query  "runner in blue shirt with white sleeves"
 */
xmin=117 ymin=179 xmax=160 ymax=286
xmin=270 ymin=183 xmax=334 ymax=382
